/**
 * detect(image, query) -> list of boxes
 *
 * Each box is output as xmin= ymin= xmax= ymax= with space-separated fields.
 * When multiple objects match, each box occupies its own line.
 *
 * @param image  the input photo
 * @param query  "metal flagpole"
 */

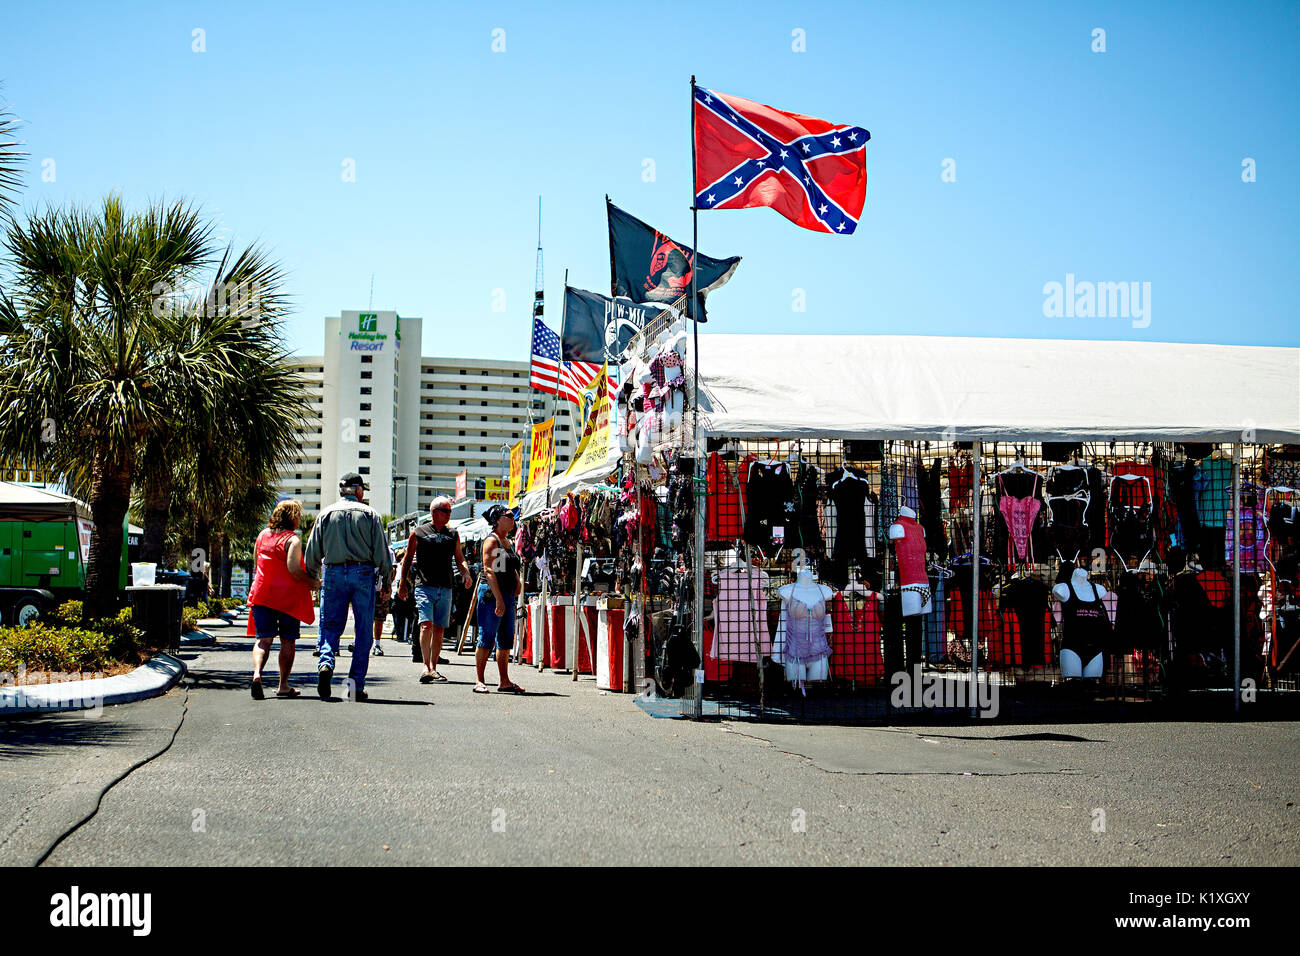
xmin=527 ymin=196 xmax=542 ymax=432
xmin=546 ymin=269 xmax=569 ymax=511
xmin=970 ymin=441 xmax=982 ymax=718
xmin=688 ymin=74 xmax=705 ymax=718
xmin=1233 ymin=442 xmax=1242 ymax=713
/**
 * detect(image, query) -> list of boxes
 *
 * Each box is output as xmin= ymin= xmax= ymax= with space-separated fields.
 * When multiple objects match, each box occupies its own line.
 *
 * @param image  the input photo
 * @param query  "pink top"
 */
xmin=712 ymin=566 xmax=770 ymax=662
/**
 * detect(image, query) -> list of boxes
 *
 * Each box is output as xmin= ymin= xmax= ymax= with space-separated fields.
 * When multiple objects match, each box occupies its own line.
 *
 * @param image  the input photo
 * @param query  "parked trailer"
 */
xmin=0 ymin=481 xmax=128 ymax=625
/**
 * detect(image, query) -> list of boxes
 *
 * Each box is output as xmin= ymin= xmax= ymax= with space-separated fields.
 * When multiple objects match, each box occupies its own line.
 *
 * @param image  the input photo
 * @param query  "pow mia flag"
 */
xmin=561 ymin=286 xmax=677 ymax=365
xmin=607 ymin=198 xmax=740 ymax=322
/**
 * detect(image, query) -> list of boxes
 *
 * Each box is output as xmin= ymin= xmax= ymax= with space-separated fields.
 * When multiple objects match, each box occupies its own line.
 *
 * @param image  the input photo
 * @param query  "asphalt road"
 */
xmin=2 ymin=617 xmax=1297 ymax=866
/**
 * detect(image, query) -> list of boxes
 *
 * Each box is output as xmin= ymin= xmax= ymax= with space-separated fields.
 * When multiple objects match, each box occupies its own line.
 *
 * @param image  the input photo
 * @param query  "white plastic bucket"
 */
xmin=131 ymin=563 xmax=156 ymax=586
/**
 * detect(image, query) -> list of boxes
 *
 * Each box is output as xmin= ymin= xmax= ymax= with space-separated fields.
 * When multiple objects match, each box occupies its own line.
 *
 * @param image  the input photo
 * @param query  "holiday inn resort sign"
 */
xmin=347 ymin=312 xmax=401 ymax=351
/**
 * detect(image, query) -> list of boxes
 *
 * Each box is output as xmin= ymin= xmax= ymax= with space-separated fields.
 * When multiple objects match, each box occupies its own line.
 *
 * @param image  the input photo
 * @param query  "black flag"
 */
xmin=562 ymin=286 xmax=678 ymax=364
xmin=607 ymin=198 xmax=740 ymax=322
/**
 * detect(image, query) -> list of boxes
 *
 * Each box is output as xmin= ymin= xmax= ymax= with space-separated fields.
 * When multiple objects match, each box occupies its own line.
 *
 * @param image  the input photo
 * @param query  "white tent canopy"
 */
xmin=692 ymin=334 xmax=1300 ymax=443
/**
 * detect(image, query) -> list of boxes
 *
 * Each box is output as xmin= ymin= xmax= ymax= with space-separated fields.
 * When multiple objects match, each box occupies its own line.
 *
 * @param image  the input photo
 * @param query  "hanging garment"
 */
xmin=1223 ymin=491 xmax=1267 ymax=573
xmin=1058 ymin=579 xmax=1111 ymax=665
xmin=900 ymin=456 xmax=921 ymax=513
xmin=890 ymin=512 xmax=928 ymax=590
xmin=878 ymin=464 xmax=900 ymax=542
xmin=995 ymin=471 xmax=1044 ymax=565
xmin=923 ymin=571 xmax=947 ymax=662
xmin=1084 ymin=465 xmax=1108 ymax=549
xmin=1169 ymin=458 xmax=1202 ymax=553
xmin=1114 ymin=573 xmax=1167 ymax=653
xmin=1171 ymin=569 xmax=1231 ymax=656
xmin=947 ymin=559 xmax=997 ymax=660
xmin=791 ymin=462 xmax=824 ymax=555
xmin=778 ymin=585 xmax=833 ymax=683
xmin=705 ymin=452 xmax=744 ymax=546
xmin=918 ymin=458 xmax=949 ymax=562
xmin=829 ymin=591 xmax=884 ymax=682
xmin=742 ymin=460 xmax=796 ymax=549
xmin=1108 ymin=474 xmax=1154 ymax=558
xmin=1041 ymin=442 xmax=1084 ymax=462
xmin=711 ymin=566 xmax=771 ymax=662
xmin=947 ymin=454 xmax=973 ymax=510
xmin=1046 ymin=465 xmax=1092 ymax=559
xmin=997 ymin=577 xmax=1051 ymax=667
xmin=827 ymin=466 xmax=874 ymax=569
xmin=1193 ymin=456 xmax=1233 ymax=530
xmin=882 ymin=590 xmax=924 ymax=676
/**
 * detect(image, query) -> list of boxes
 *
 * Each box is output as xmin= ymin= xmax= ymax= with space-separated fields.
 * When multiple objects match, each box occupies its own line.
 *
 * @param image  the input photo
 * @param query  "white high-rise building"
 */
xmin=276 ymin=311 xmax=576 ymax=517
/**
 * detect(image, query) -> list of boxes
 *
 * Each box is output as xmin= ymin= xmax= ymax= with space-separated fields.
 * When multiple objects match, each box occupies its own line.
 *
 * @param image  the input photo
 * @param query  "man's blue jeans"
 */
xmin=317 ymin=564 xmax=378 ymax=691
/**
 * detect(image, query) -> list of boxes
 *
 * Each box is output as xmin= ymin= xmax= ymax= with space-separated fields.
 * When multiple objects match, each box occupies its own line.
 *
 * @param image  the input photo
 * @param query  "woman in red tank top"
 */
xmin=248 ymin=500 xmax=318 ymax=699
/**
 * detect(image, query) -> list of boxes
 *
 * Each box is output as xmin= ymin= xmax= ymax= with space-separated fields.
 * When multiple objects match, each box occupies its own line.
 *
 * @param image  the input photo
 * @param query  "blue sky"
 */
xmin=3 ymin=0 xmax=1297 ymax=359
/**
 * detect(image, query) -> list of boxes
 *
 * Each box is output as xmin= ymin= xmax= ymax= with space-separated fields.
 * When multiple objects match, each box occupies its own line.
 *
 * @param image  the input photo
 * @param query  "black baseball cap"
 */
xmin=339 ymin=472 xmax=369 ymax=490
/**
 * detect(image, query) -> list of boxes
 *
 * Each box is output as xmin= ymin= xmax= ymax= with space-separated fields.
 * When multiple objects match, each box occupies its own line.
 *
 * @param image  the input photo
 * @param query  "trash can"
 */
xmin=126 ymin=584 xmax=186 ymax=652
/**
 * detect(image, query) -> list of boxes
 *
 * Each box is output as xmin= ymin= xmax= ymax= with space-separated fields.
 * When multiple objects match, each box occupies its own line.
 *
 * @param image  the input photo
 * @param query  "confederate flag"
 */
xmin=693 ymin=86 xmax=869 ymax=235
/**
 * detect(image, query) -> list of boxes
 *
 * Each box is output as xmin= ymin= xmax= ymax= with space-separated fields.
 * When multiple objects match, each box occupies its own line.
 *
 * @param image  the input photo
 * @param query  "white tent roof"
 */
xmin=0 ymin=481 xmax=91 ymax=520
xmin=692 ymin=334 xmax=1300 ymax=443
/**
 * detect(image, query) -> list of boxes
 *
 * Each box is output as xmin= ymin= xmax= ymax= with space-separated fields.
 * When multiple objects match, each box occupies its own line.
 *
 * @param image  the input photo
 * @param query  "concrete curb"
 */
xmin=181 ymin=629 xmax=216 ymax=647
xmin=0 ymin=652 xmax=186 ymax=718
xmin=197 ymin=618 xmax=232 ymax=629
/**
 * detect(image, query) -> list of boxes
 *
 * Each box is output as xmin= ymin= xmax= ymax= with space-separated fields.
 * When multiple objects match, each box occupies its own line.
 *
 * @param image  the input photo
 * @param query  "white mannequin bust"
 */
xmin=1053 ymin=567 xmax=1106 ymax=678
xmin=889 ymin=506 xmax=929 ymax=616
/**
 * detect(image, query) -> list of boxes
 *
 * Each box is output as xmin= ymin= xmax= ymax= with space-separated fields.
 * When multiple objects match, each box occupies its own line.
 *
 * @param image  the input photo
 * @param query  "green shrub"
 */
xmin=0 ymin=624 xmax=111 ymax=672
xmin=181 ymin=607 xmax=200 ymax=633
xmin=49 ymin=600 xmax=85 ymax=626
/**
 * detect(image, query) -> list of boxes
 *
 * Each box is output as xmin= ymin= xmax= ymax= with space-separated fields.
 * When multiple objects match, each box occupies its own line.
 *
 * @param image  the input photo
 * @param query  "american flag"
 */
xmin=530 ymin=316 xmax=601 ymax=406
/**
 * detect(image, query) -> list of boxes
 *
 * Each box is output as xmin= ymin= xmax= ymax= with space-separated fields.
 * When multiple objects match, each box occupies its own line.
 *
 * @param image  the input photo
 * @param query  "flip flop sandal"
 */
xmin=496 ymin=684 xmax=526 ymax=694
xmin=430 ymin=672 xmax=448 ymax=683
xmin=473 ymin=684 xmax=491 ymax=694
xmin=275 ymin=688 xmax=301 ymax=698
xmin=251 ymin=681 xmax=265 ymax=700
xmin=419 ymin=673 xmax=434 ymax=684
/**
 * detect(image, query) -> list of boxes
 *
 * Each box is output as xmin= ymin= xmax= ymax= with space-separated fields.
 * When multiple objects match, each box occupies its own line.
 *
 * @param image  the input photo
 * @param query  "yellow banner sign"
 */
xmin=508 ymin=441 xmax=524 ymax=506
xmin=525 ymin=419 xmax=555 ymax=492
xmin=565 ymin=364 xmax=613 ymax=477
xmin=484 ymin=478 xmax=508 ymax=501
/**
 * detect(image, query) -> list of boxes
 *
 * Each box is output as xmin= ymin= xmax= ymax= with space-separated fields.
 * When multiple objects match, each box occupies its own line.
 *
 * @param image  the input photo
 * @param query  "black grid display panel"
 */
xmin=693 ymin=438 xmax=1284 ymax=722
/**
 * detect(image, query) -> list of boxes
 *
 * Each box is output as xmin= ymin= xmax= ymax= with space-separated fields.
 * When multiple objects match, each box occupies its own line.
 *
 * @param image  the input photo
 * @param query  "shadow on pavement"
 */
xmin=0 ymin=714 xmax=144 ymax=760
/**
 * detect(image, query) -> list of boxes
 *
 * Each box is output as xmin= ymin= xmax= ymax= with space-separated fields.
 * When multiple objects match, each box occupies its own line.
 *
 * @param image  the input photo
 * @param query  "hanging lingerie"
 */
xmin=995 ymin=471 xmax=1044 ymax=565
xmin=1109 ymin=474 xmax=1154 ymax=558
xmin=1059 ymin=579 xmax=1111 ymax=664
xmin=1046 ymin=466 xmax=1092 ymax=559
xmin=780 ymin=587 xmax=833 ymax=665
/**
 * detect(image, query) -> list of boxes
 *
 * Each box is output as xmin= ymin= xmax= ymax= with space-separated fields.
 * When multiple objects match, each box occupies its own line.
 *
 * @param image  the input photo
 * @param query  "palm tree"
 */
xmin=135 ymin=241 xmax=310 ymax=578
xmin=0 ymin=96 xmax=23 ymax=220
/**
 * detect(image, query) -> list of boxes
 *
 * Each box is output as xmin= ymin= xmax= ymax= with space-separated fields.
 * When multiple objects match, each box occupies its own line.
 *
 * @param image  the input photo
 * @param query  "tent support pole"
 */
xmin=1233 ymin=442 xmax=1242 ymax=714
xmin=970 ymin=441 xmax=982 ymax=719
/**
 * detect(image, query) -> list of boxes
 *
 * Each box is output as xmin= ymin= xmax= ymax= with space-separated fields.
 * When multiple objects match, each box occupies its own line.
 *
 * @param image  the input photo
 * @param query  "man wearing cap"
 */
xmin=304 ymin=473 xmax=393 ymax=701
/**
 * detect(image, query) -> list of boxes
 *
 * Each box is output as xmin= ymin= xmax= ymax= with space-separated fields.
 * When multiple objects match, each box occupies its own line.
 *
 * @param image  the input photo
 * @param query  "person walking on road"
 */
xmin=397 ymin=496 xmax=472 ymax=684
xmin=247 ymin=499 xmax=318 ymax=699
xmin=474 ymin=504 xmax=525 ymax=694
xmin=304 ymin=473 xmax=393 ymax=701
